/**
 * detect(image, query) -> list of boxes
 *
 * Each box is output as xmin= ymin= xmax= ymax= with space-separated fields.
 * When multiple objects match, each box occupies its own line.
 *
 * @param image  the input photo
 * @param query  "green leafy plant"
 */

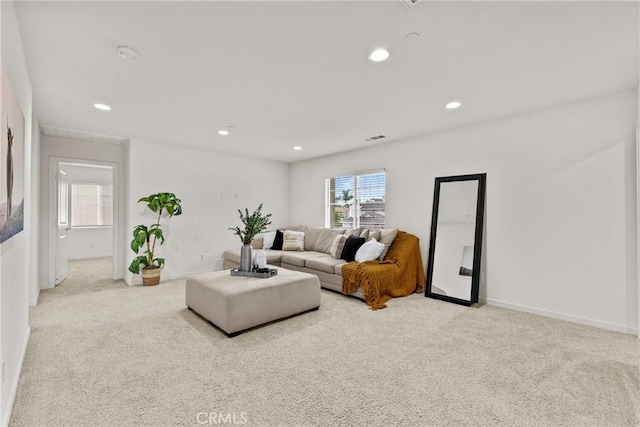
xmin=128 ymin=192 xmax=183 ymax=274
xmin=336 ymin=189 xmax=353 ymax=209
xmin=229 ymin=203 xmax=272 ymax=245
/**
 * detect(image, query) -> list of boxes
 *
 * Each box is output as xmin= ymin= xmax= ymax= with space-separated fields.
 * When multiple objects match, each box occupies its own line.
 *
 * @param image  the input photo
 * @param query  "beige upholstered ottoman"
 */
xmin=185 ymin=267 xmax=321 ymax=337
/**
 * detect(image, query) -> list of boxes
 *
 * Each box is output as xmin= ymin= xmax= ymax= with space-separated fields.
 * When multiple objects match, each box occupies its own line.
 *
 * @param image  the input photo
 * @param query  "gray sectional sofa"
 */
xmin=223 ymin=226 xmax=375 ymax=299
xmin=223 ymin=246 xmax=364 ymax=298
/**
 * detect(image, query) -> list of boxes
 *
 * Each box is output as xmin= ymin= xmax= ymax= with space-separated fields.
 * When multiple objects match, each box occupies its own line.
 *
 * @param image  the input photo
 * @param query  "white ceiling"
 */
xmin=15 ymin=1 xmax=639 ymax=163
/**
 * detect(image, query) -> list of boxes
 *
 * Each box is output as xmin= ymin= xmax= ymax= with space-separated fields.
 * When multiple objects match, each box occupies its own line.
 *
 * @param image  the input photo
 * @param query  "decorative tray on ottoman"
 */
xmin=230 ymin=268 xmax=278 ymax=279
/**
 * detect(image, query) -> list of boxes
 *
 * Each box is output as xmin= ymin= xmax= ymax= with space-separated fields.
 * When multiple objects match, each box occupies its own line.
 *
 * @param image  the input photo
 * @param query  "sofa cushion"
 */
xmin=340 ymin=235 xmax=366 ymax=262
xmin=250 ymin=237 xmax=263 ymax=249
xmin=283 ymin=230 xmax=305 ymax=251
xmin=223 ymin=249 xmax=283 ymax=265
xmin=355 ymin=238 xmax=385 ymax=262
xmin=281 ymin=251 xmax=327 ymax=267
xmin=378 ymin=228 xmax=399 ymax=260
xmin=335 ymin=262 xmax=351 ymax=276
xmin=314 ymin=228 xmax=345 ymax=254
xmin=303 ymin=226 xmax=323 ymax=251
xmin=305 ymin=257 xmax=346 ymax=274
xmin=368 ymin=230 xmax=381 ymax=242
xmin=344 ymin=228 xmax=362 ymax=237
xmin=329 ymin=234 xmax=348 ymax=259
xmin=360 ymin=229 xmax=369 ymax=240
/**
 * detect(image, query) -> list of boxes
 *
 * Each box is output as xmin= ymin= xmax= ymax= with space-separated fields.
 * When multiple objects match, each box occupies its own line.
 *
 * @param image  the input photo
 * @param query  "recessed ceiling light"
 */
xmin=218 ymin=130 xmax=230 ymax=136
xmin=446 ymin=101 xmax=462 ymax=110
xmin=368 ymin=48 xmax=390 ymax=63
xmin=94 ymin=103 xmax=111 ymax=111
xmin=293 ymin=146 xmax=302 ymax=151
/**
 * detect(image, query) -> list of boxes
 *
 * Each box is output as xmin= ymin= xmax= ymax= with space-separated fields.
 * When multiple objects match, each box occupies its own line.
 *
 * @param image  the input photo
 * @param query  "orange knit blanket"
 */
xmin=341 ymin=231 xmax=425 ymax=310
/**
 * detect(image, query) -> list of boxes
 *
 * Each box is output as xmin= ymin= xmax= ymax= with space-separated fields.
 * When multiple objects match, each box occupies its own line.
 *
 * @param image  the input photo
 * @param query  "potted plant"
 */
xmin=128 ymin=192 xmax=183 ymax=285
xmin=229 ymin=203 xmax=272 ymax=272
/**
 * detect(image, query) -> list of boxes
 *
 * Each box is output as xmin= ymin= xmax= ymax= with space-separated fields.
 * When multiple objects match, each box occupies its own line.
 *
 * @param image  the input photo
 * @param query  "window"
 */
xmin=326 ymin=170 xmax=385 ymax=230
xmin=71 ymin=183 xmax=113 ymax=227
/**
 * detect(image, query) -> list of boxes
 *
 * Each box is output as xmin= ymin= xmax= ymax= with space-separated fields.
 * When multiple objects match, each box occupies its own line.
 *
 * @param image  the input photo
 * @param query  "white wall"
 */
xmin=0 ymin=1 xmax=33 ymax=424
xmin=39 ymin=136 xmax=124 ymax=288
xmin=291 ymin=90 xmax=638 ymax=334
xmin=28 ymin=118 xmax=39 ymax=306
xmin=67 ymin=228 xmax=112 ymax=260
xmin=63 ymin=164 xmax=113 ymax=260
xmin=125 ymin=139 xmax=290 ymax=285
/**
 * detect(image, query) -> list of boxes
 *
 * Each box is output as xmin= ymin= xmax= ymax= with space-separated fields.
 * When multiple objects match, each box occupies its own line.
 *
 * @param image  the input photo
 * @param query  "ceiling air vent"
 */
xmin=365 ymin=135 xmax=387 ymax=142
xmin=401 ymin=0 xmax=426 ymax=10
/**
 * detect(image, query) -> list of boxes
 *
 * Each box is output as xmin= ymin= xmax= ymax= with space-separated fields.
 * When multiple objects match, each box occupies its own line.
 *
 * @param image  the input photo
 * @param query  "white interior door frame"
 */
xmin=55 ymin=167 xmax=69 ymax=285
xmin=47 ymin=157 xmax=121 ymax=287
xmin=636 ymin=122 xmax=640 ymax=338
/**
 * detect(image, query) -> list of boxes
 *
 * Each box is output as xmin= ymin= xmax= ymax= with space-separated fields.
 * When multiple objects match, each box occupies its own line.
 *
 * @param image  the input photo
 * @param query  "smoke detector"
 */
xmin=405 ymin=32 xmax=420 ymax=43
xmin=117 ymin=46 xmax=139 ymax=60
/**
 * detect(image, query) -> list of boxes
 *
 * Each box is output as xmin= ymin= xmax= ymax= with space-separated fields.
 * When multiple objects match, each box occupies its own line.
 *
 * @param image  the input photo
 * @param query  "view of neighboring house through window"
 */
xmin=326 ymin=170 xmax=385 ymax=230
xmin=71 ymin=183 xmax=113 ymax=227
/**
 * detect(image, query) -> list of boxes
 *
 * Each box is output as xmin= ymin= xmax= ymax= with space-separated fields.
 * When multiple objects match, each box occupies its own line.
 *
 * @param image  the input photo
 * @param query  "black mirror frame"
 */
xmin=425 ymin=173 xmax=486 ymax=306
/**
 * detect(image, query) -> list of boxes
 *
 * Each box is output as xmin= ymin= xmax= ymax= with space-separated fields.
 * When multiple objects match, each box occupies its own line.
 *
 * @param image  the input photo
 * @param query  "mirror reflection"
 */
xmin=431 ymin=180 xmax=478 ymax=300
xmin=426 ymin=174 xmax=486 ymax=306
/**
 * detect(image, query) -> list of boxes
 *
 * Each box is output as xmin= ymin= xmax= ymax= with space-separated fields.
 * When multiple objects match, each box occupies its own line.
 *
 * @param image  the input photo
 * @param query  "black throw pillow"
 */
xmin=340 ymin=235 xmax=366 ymax=262
xmin=271 ymin=229 xmax=284 ymax=250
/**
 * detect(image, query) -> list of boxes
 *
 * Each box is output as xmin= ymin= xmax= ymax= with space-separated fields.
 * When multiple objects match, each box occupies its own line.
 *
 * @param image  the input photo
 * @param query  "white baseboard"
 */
xmin=481 ymin=297 xmax=638 ymax=335
xmin=1 ymin=327 xmax=30 ymax=427
xmin=126 ymin=268 xmax=223 ymax=286
xmin=28 ymin=289 xmax=40 ymax=307
xmin=68 ymin=254 xmax=112 ymax=261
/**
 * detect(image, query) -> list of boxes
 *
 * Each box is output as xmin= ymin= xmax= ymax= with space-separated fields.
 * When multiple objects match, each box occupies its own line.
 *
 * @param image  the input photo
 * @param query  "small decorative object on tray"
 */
xmin=230 ymin=267 xmax=278 ymax=278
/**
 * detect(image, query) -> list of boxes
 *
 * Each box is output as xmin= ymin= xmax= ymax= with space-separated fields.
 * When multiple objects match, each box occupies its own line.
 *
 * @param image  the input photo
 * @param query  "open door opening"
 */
xmin=49 ymin=159 xmax=119 ymax=288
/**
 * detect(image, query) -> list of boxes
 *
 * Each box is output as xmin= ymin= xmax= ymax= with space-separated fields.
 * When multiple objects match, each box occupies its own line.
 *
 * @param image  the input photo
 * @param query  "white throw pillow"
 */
xmin=282 ymin=230 xmax=305 ymax=251
xmin=354 ymin=238 xmax=385 ymax=263
xmin=262 ymin=231 xmax=277 ymax=249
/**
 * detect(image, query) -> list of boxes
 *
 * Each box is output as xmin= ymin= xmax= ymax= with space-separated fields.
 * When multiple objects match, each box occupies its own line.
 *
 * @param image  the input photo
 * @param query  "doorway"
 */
xmin=48 ymin=158 xmax=120 ymax=288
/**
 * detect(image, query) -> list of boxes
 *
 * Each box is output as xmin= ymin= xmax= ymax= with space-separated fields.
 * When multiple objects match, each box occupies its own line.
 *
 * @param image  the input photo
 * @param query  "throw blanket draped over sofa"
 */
xmin=342 ymin=231 xmax=425 ymax=310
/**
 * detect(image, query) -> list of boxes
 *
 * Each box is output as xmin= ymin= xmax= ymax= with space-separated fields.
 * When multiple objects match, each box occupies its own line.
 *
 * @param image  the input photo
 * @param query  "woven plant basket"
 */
xmin=142 ymin=267 xmax=162 ymax=286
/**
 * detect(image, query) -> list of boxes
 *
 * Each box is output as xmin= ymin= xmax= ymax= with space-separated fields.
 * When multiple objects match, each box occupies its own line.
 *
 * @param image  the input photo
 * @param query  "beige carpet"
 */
xmin=9 ymin=258 xmax=640 ymax=426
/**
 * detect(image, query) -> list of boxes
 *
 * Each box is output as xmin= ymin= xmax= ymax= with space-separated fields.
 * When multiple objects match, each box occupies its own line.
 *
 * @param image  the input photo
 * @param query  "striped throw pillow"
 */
xmin=329 ymin=234 xmax=348 ymax=259
xmin=282 ymin=230 xmax=305 ymax=251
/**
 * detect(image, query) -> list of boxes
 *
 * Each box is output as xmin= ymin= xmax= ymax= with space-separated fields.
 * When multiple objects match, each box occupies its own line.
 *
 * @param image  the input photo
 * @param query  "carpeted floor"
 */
xmin=9 ymin=258 xmax=640 ymax=426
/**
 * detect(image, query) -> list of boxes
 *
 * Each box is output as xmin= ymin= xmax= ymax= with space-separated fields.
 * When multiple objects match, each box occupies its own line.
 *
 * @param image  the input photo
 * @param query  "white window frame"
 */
xmin=325 ymin=168 xmax=386 ymax=229
xmin=70 ymin=182 xmax=114 ymax=228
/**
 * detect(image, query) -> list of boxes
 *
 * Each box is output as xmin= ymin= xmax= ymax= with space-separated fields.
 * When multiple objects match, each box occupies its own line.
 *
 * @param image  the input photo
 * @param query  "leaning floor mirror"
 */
xmin=425 ymin=173 xmax=486 ymax=306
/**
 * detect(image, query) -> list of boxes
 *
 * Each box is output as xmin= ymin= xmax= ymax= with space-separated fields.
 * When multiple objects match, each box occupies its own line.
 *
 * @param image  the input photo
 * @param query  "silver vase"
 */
xmin=240 ymin=244 xmax=252 ymax=272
